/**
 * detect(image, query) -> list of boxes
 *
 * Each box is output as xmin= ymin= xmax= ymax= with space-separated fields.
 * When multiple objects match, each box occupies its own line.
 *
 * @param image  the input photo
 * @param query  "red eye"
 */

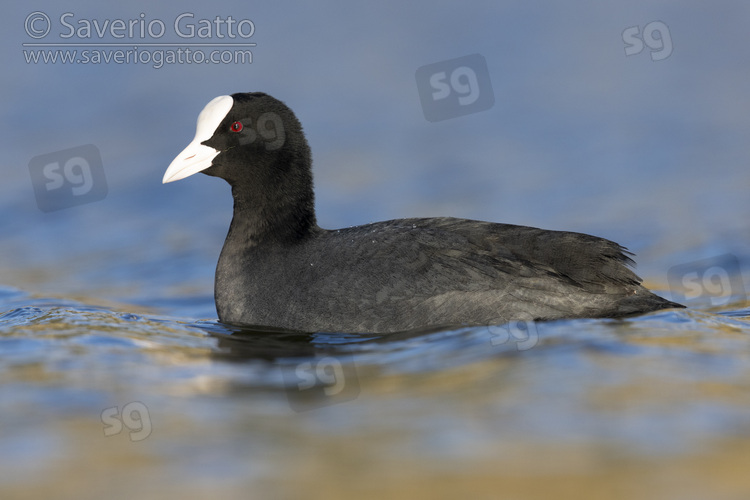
xmin=230 ymin=121 xmax=243 ymax=132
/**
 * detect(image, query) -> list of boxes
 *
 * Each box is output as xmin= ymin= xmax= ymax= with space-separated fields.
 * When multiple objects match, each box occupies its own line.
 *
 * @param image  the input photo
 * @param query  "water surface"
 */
xmin=2 ymin=281 xmax=750 ymax=499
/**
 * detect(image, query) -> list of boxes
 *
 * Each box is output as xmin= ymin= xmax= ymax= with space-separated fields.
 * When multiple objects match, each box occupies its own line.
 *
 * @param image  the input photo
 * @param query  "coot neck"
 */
xmin=226 ymin=183 xmax=319 ymax=247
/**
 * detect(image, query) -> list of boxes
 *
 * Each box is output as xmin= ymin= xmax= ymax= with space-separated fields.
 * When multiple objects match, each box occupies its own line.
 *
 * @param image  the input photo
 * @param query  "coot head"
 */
xmin=163 ymin=92 xmax=316 ymax=238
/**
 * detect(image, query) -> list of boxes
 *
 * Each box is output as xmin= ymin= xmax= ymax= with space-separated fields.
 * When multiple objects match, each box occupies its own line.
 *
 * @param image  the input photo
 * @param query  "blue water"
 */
xmin=4 ymin=1 xmax=750 ymax=498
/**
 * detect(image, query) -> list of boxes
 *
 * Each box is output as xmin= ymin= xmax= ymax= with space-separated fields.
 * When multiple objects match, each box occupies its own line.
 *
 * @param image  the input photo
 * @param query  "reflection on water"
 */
xmin=2 ymin=285 xmax=750 ymax=499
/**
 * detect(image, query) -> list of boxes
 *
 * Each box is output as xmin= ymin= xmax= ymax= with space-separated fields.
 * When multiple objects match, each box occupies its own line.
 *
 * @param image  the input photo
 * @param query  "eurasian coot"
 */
xmin=163 ymin=92 xmax=683 ymax=333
